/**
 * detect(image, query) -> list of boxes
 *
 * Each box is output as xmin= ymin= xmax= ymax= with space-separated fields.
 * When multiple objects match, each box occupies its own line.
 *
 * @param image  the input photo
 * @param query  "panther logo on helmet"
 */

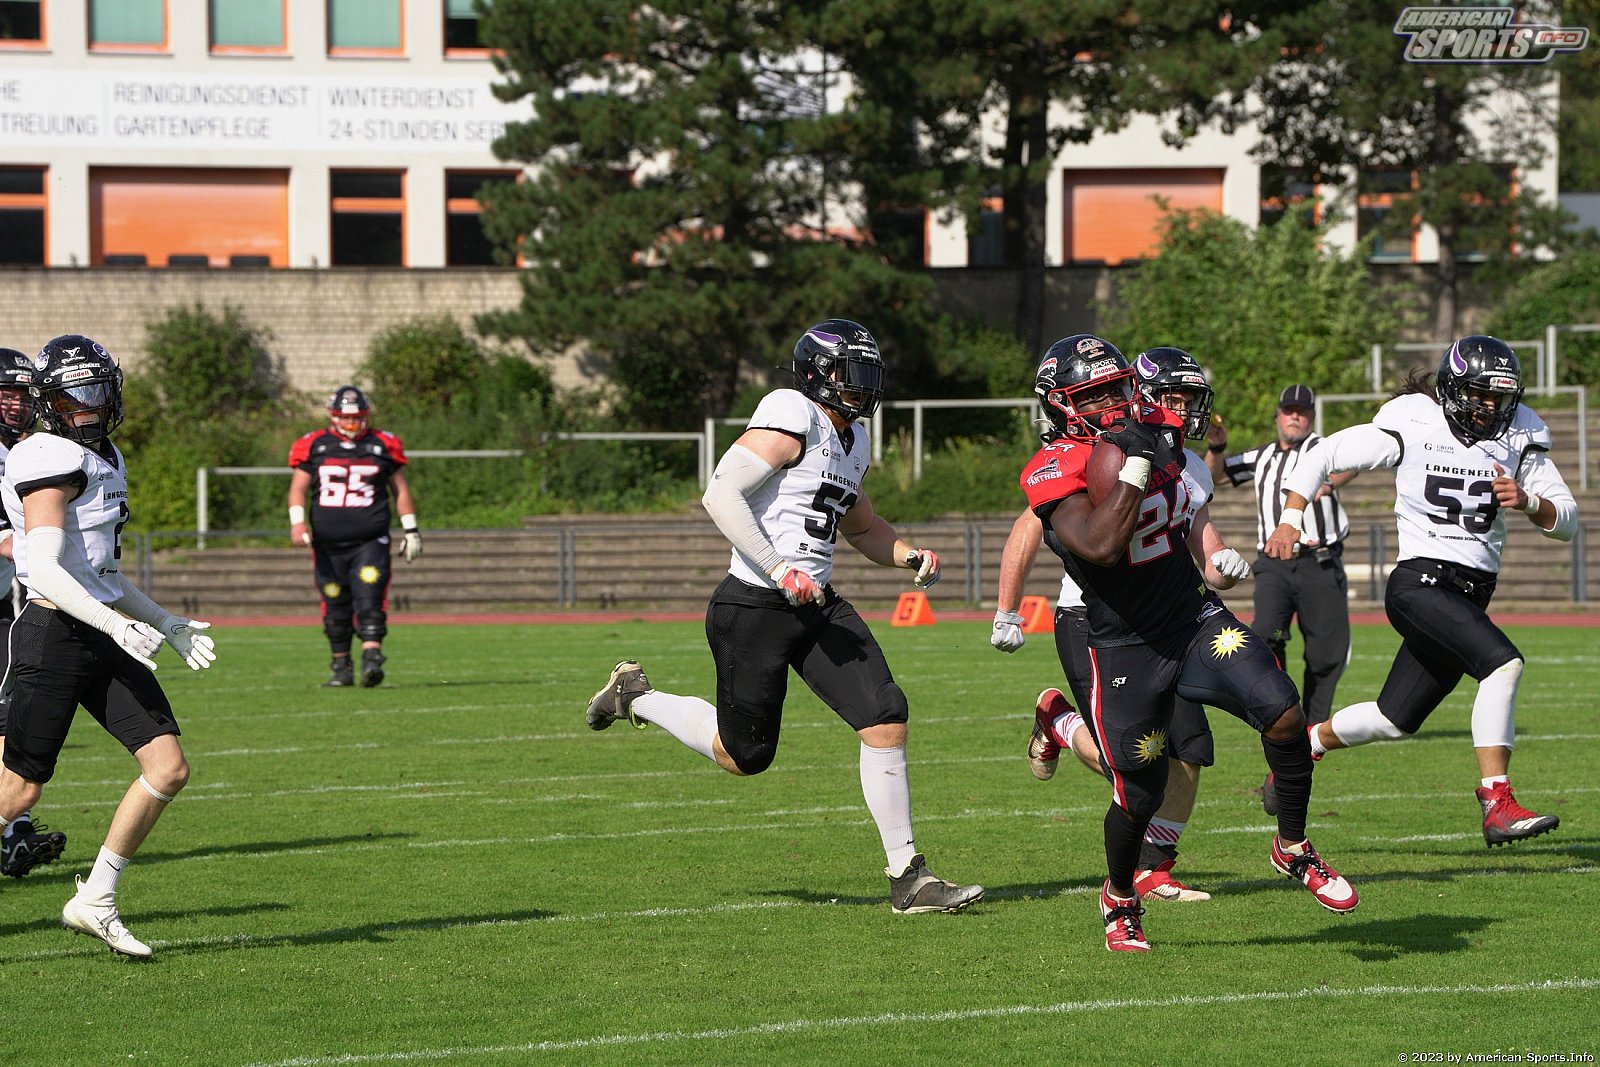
xmin=1133 ymin=347 xmax=1214 ymax=441
xmin=32 ymin=334 xmax=124 ymax=447
xmin=1437 ymin=335 xmax=1523 ymax=444
xmin=328 ymin=384 xmax=372 ymax=440
xmin=792 ymin=319 xmax=884 ymax=420
xmin=1034 ymin=333 xmax=1137 ymax=442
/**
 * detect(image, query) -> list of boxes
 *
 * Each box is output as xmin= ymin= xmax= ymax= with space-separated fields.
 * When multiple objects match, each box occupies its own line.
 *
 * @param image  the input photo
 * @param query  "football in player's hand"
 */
xmin=1086 ymin=436 xmax=1126 ymax=506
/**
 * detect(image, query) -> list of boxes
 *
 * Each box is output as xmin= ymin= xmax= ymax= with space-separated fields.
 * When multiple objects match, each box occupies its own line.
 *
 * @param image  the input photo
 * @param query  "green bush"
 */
xmin=1485 ymin=250 xmax=1600 ymax=388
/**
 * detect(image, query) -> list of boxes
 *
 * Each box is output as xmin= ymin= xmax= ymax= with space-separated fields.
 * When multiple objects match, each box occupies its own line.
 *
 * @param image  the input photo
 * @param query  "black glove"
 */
xmin=1103 ymin=419 xmax=1160 ymax=462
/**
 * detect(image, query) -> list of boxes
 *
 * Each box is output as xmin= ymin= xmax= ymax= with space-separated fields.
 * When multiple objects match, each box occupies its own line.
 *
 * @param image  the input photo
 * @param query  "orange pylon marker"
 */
xmin=891 ymin=591 xmax=936 ymax=627
xmin=1018 ymin=595 xmax=1054 ymax=633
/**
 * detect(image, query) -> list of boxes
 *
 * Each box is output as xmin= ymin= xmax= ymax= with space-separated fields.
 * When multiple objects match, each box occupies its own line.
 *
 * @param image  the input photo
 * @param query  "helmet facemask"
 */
xmin=794 ymin=323 xmax=884 ymax=420
xmin=1043 ymin=370 xmax=1138 ymax=441
xmin=1438 ymin=337 xmax=1523 ymax=444
xmin=40 ymin=375 xmax=123 ymax=447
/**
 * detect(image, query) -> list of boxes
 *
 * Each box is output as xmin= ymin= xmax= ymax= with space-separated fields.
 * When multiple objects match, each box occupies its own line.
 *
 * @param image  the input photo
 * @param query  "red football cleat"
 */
xmin=1477 ymin=781 xmax=1560 ymax=848
xmin=1134 ymin=859 xmax=1211 ymax=902
xmin=1270 ymin=836 xmax=1358 ymax=914
xmin=1100 ymin=881 xmax=1150 ymax=953
xmin=1028 ymin=688 xmax=1071 ymax=781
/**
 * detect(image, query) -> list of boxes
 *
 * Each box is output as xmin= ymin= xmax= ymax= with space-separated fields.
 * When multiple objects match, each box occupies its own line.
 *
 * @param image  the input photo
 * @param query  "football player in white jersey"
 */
xmin=0 ymin=335 xmax=218 ymax=958
xmin=0 ymin=347 xmax=69 ymax=878
xmin=1266 ymin=336 xmax=1577 ymax=847
xmin=585 ymin=319 xmax=983 ymax=914
xmin=993 ymin=347 xmax=1249 ymax=903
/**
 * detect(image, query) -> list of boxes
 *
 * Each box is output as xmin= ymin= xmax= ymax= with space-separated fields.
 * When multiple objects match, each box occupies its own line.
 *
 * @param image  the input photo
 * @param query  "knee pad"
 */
xmin=723 ymin=735 xmax=778 ymax=776
xmin=1114 ymin=761 xmax=1167 ymax=822
xmin=323 ymin=614 xmax=354 ymax=644
xmin=872 ymin=681 xmax=909 ymax=726
xmin=356 ymin=615 xmax=388 ymax=643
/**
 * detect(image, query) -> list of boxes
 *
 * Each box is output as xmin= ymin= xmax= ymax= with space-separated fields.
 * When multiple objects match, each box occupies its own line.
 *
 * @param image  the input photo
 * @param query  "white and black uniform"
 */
xmin=1286 ymin=393 xmax=1577 ymax=731
xmin=707 ymin=390 xmax=904 ymax=774
xmin=1220 ymin=432 xmax=1351 ymax=723
xmin=0 ymin=434 xmax=176 ymax=783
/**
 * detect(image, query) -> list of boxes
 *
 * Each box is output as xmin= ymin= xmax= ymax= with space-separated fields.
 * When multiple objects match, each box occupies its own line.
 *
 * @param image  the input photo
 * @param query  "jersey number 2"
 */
xmin=318 ymin=464 xmax=381 ymax=508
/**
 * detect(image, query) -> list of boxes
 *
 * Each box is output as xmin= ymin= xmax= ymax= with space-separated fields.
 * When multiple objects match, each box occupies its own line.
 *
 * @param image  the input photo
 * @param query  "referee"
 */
xmin=1206 ymin=384 xmax=1354 ymax=726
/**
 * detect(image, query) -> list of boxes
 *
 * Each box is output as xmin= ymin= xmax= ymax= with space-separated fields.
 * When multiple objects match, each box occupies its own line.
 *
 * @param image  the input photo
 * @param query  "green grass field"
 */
xmin=4 ymin=619 xmax=1597 ymax=1065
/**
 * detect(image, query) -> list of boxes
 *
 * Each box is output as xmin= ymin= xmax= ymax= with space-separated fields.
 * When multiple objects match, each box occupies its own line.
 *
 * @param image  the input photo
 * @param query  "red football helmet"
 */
xmin=328 ymin=385 xmax=371 ymax=440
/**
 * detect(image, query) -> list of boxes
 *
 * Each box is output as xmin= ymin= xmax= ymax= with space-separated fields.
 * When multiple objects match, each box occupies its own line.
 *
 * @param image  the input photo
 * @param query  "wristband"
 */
xmin=1278 ymin=506 xmax=1305 ymax=532
xmin=401 ymin=513 xmax=419 ymax=531
xmin=1208 ymin=442 xmax=1226 ymax=455
xmin=288 ymin=505 xmax=306 ymax=525
xmin=1520 ymin=492 xmax=1542 ymax=516
xmin=1117 ymin=455 xmax=1152 ymax=489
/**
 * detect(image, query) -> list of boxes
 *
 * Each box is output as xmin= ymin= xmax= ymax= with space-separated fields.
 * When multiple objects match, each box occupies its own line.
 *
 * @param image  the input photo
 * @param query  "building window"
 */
xmin=967 ymin=195 xmax=1005 ymax=267
xmin=1357 ymin=168 xmax=1417 ymax=262
xmin=210 ymin=0 xmax=285 ymax=53
xmin=0 ymin=167 xmax=46 ymax=266
xmin=331 ymin=170 xmax=405 ymax=266
xmin=1259 ymin=166 xmax=1319 ymax=229
xmin=328 ymin=0 xmax=402 ymax=55
xmin=90 ymin=167 xmax=288 ymax=267
xmin=1062 ymin=167 xmax=1224 ymax=266
xmin=0 ymin=0 xmax=43 ymax=46
xmin=444 ymin=0 xmax=486 ymax=53
xmin=446 ymin=171 xmax=515 ymax=265
xmin=90 ymin=0 xmax=165 ymax=49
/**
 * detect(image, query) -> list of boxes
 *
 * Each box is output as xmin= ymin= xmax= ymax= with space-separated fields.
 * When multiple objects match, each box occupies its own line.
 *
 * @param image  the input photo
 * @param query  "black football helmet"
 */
xmin=1034 ymin=334 xmax=1138 ymax=442
xmin=32 ymin=335 xmax=123 ymax=447
xmin=328 ymin=384 xmax=371 ymax=439
xmin=1437 ymin=335 xmax=1523 ymax=443
xmin=1133 ymin=347 xmax=1214 ymax=441
xmin=793 ymin=319 xmax=884 ymax=420
xmin=0 ymin=347 xmax=35 ymax=444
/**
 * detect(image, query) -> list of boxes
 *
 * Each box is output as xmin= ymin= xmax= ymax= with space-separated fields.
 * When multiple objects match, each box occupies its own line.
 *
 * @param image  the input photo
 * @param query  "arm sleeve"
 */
xmin=1283 ymin=424 xmax=1401 ymax=501
xmin=25 ymin=526 xmax=126 ymax=635
xmin=113 ymin=577 xmax=178 ymax=631
xmin=1520 ymin=449 xmax=1579 ymax=543
xmin=701 ymin=443 xmax=786 ymax=575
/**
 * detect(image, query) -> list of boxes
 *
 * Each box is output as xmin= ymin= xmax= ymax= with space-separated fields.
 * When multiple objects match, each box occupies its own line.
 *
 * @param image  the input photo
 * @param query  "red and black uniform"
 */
xmin=1020 ymin=412 xmax=1311 ymax=891
xmin=287 ymin=428 xmax=408 ymax=650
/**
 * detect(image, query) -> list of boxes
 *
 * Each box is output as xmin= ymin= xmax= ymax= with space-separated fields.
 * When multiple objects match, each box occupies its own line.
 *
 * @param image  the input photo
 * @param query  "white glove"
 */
xmin=991 ymin=609 xmax=1025 ymax=652
xmin=402 ymin=530 xmax=424 ymax=562
xmin=1210 ymin=548 xmax=1252 ymax=581
xmin=162 ymin=618 xmax=217 ymax=671
xmin=905 ymin=549 xmax=941 ymax=589
xmin=771 ymin=562 xmax=824 ymax=606
xmin=111 ymin=618 xmax=164 ymax=670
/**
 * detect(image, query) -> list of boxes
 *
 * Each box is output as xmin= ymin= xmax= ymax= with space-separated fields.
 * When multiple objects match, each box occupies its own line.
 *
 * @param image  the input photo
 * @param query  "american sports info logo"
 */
xmin=1394 ymin=6 xmax=1589 ymax=63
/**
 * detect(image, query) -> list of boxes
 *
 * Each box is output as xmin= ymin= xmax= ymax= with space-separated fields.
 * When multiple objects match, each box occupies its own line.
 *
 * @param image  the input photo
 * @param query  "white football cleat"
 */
xmin=61 ymin=877 xmax=153 ymax=959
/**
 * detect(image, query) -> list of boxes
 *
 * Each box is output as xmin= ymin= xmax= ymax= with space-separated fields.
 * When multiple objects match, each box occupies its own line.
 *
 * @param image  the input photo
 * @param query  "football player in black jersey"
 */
xmin=287 ymin=386 xmax=421 ymax=688
xmin=1021 ymin=334 xmax=1357 ymax=951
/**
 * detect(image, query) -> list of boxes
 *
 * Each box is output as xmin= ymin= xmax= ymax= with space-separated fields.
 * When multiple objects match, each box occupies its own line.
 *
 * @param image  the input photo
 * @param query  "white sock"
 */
xmin=1054 ymin=710 xmax=1084 ymax=749
xmin=1328 ymin=701 xmax=1407 ymax=748
xmin=860 ymin=743 xmax=916 ymax=875
xmin=1144 ymin=816 xmax=1185 ymax=850
xmin=1481 ymin=775 xmax=1509 ymax=789
xmin=0 ymin=809 xmax=27 ymax=839
xmin=630 ymin=692 xmax=718 ymax=762
xmin=79 ymin=846 xmax=131 ymax=905
xmin=1471 ymin=658 xmax=1522 ymax=750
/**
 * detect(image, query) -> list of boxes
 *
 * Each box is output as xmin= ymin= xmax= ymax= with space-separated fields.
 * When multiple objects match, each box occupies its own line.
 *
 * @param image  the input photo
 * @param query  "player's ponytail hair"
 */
xmin=1393 ymin=368 xmax=1437 ymax=401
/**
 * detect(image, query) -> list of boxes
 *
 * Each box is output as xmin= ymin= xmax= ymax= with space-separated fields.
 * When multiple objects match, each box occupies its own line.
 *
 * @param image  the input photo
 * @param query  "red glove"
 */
xmin=771 ymin=563 xmax=824 ymax=606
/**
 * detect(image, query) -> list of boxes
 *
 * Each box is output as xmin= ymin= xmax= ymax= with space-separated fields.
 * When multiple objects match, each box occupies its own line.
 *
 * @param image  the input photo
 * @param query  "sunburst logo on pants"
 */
xmin=359 ymin=565 xmax=382 ymax=584
xmin=1132 ymin=729 xmax=1167 ymax=765
xmin=1210 ymin=626 xmax=1249 ymax=659
xmin=322 ymin=582 xmax=341 ymax=598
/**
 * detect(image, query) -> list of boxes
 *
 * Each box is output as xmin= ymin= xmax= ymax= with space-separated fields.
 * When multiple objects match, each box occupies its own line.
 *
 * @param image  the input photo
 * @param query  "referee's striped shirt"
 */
xmin=1221 ymin=434 xmax=1350 ymax=551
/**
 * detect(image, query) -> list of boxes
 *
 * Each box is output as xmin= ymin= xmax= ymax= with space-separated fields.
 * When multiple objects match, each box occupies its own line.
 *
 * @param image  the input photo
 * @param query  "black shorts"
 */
xmin=2 ymin=602 xmax=179 ymax=783
xmin=705 ymin=575 xmax=902 ymax=751
xmin=1377 ymin=558 xmax=1519 ymax=732
xmin=1055 ymin=607 xmax=1214 ymax=767
xmin=1084 ymin=609 xmax=1297 ymax=780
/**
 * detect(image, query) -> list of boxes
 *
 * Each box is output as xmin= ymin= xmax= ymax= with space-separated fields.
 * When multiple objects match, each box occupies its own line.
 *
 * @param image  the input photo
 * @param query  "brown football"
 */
xmin=1085 ymin=436 xmax=1126 ymax=506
